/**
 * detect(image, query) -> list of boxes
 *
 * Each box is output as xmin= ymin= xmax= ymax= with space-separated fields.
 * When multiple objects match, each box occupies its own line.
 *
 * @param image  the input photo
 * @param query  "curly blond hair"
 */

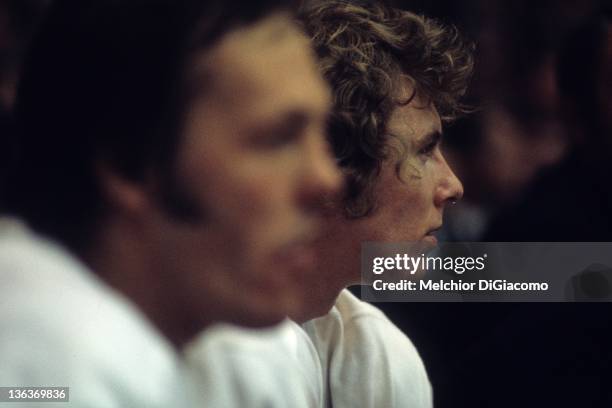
xmin=298 ymin=0 xmax=474 ymax=217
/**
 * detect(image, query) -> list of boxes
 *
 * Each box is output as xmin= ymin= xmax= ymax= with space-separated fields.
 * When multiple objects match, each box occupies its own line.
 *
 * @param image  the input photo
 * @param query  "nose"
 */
xmin=299 ymin=133 xmax=343 ymax=207
xmin=434 ymin=154 xmax=463 ymax=208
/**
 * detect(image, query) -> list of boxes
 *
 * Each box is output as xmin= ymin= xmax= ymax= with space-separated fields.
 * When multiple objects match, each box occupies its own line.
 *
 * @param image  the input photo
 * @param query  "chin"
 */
xmin=238 ymin=312 xmax=287 ymax=329
xmin=234 ymin=297 xmax=293 ymax=328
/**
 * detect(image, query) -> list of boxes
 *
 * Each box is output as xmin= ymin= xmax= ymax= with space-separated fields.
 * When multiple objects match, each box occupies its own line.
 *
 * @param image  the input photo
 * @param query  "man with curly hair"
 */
xmin=295 ymin=1 xmax=474 ymax=407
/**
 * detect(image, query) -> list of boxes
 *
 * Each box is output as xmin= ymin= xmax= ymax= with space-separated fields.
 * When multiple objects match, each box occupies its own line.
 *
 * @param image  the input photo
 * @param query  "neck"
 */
xmin=292 ymin=213 xmax=362 ymax=323
xmin=84 ymin=218 xmax=199 ymax=348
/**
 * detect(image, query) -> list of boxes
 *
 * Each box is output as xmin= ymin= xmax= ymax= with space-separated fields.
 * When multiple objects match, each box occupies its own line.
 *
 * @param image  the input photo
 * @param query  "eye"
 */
xmin=418 ymin=139 xmax=437 ymax=157
xmin=254 ymin=126 xmax=301 ymax=149
xmin=417 ymin=131 xmax=442 ymax=158
xmin=248 ymin=112 xmax=308 ymax=150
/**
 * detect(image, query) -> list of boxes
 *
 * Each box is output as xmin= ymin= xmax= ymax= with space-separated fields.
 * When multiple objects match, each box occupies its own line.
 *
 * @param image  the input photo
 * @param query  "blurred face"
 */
xmin=148 ymin=13 xmax=341 ymax=332
xmin=353 ymin=80 xmax=463 ymax=245
xmin=474 ymin=105 xmax=567 ymax=204
xmin=453 ymin=61 xmax=568 ymax=205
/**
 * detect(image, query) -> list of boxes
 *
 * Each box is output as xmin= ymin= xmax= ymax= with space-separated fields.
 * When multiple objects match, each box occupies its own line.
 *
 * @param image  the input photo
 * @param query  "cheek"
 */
xmin=366 ymin=168 xmax=418 ymax=238
xmin=384 ymin=160 xmax=431 ymax=211
xmin=394 ymin=181 xmax=430 ymax=232
xmin=213 ymin=173 xmax=281 ymax=235
xmin=211 ymin=161 xmax=300 ymax=254
xmin=234 ymin=162 xmax=296 ymax=220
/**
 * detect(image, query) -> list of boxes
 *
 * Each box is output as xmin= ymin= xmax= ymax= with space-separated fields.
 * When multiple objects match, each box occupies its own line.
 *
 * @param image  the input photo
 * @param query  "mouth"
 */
xmin=273 ymin=241 xmax=317 ymax=273
xmin=426 ymin=224 xmax=442 ymax=235
xmin=272 ymin=226 xmax=320 ymax=272
xmin=422 ymin=225 xmax=442 ymax=246
xmin=421 ymin=234 xmax=438 ymax=246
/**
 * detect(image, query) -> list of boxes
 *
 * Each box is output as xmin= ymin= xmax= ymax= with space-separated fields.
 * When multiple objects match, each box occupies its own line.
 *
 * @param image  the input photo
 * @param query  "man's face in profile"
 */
xmin=148 ymin=13 xmax=341 ymax=328
xmin=351 ymin=79 xmax=464 ymax=246
xmin=320 ymin=79 xmax=464 ymax=289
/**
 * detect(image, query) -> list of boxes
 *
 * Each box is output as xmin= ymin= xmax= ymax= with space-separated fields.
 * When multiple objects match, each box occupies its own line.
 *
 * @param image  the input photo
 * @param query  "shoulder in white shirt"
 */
xmin=302 ymin=289 xmax=432 ymax=408
xmin=185 ymin=319 xmax=323 ymax=408
xmin=0 ymin=218 xmax=191 ymax=408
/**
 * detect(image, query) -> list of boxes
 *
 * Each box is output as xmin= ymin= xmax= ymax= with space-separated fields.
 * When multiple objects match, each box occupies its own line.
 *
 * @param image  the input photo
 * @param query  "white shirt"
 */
xmin=0 ymin=218 xmax=191 ymax=408
xmin=185 ymin=319 xmax=323 ymax=408
xmin=302 ymin=289 xmax=433 ymax=408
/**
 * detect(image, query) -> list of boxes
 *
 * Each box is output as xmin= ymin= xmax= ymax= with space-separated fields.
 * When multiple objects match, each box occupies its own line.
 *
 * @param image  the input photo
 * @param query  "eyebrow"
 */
xmin=244 ymin=109 xmax=310 ymax=143
xmin=417 ymin=129 xmax=443 ymax=148
xmin=255 ymin=110 xmax=309 ymax=133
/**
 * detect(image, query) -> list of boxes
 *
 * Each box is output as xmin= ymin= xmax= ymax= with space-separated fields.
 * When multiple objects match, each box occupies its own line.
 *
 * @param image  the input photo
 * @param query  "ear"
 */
xmin=96 ymin=163 xmax=151 ymax=214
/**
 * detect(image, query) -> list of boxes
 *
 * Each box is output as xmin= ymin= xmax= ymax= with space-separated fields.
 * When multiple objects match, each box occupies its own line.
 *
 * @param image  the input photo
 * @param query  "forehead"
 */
xmin=385 ymin=78 xmax=441 ymax=144
xmin=186 ymin=13 xmax=331 ymax=125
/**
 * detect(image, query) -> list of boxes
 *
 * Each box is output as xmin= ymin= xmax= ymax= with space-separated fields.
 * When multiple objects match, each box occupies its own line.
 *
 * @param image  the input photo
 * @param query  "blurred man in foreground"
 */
xmin=1 ymin=0 xmax=340 ymax=405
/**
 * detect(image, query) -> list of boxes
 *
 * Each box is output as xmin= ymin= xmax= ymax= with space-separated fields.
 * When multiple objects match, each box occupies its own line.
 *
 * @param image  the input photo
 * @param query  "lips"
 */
xmin=421 ymin=224 xmax=442 ymax=247
xmin=426 ymin=224 xmax=442 ymax=236
xmin=271 ymin=223 xmax=320 ymax=272
xmin=283 ymin=242 xmax=317 ymax=268
xmin=271 ymin=240 xmax=318 ymax=276
xmin=421 ymin=234 xmax=438 ymax=246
